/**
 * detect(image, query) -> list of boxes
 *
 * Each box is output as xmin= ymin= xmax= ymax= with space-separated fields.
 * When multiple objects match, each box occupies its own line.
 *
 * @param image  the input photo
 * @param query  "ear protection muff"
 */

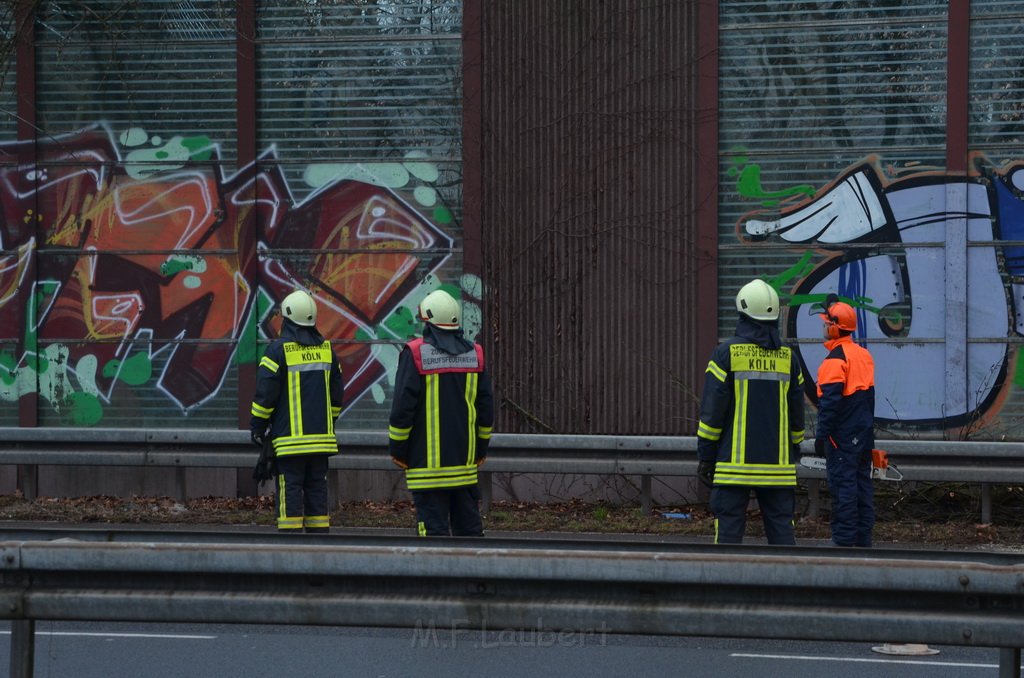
xmin=825 ymin=314 xmax=842 ymax=340
xmin=819 ymin=299 xmax=857 ymax=339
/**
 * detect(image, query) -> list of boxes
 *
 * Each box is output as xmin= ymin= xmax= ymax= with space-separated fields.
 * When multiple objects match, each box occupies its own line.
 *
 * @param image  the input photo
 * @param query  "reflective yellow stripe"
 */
xmin=273 ymin=433 xmax=337 ymax=456
xmin=406 ymin=473 xmax=479 ymax=490
xmin=731 ymin=379 xmax=747 ymax=464
xmin=465 ymin=373 xmax=478 ymax=465
xmin=706 ymin=360 xmax=727 ymax=382
xmin=477 ymin=425 xmax=492 ymax=439
xmin=714 ymin=462 xmax=797 ymax=487
xmin=389 ymin=424 xmax=412 ymax=441
xmin=697 ymin=421 xmax=721 ymax=441
xmin=778 ymin=381 xmax=786 ymax=464
xmin=417 ymin=521 xmax=427 ymax=536
xmin=405 ymin=464 xmax=478 ymax=490
xmin=323 ymin=369 xmax=333 ymax=435
xmin=277 ymin=474 xmax=287 ymax=523
xmin=303 ymin=515 xmax=329 ymax=528
xmin=288 ymin=369 xmax=302 ymax=436
xmin=425 ymin=374 xmax=440 ymax=468
xmin=251 ymin=402 xmax=273 ymax=418
xmin=259 ymin=356 xmax=279 ymax=372
xmin=277 ymin=516 xmax=303 ymax=530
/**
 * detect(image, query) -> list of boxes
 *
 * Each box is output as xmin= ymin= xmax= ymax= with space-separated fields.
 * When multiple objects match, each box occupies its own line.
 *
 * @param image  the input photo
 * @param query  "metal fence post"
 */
xmin=981 ymin=482 xmax=992 ymax=524
xmin=174 ymin=466 xmax=187 ymax=503
xmin=999 ymin=647 xmax=1021 ymax=678
xmin=10 ymin=618 xmax=34 ymax=678
xmin=18 ymin=465 xmax=37 ymax=502
xmin=479 ymin=471 xmax=492 ymax=514
xmin=641 ymin=475 xmax=652 ymax=515
xmin=806 ymin=480 xmax=820 ymax=520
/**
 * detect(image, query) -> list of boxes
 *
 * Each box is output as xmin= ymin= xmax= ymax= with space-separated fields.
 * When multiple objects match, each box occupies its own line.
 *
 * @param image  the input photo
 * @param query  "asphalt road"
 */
xmin=1 ymin=621 xmax=1016 ymax=678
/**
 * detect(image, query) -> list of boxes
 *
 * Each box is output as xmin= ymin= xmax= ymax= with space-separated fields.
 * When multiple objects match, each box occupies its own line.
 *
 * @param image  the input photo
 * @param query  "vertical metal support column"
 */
xmin=694 ymin=0 xmax=720 ymax=407
xmin=19 ymin=464 xmax=38 ymax=501
xmin=175 ymin=466 xmax=187 ymax=503
xmin=10 ymin=619 xmax=35 ymax=678
xmin=945 ymin=1 xmax=970 ymax=426
xmin=981 ymin=482 xmax=992 ymax=524
xmin=235 ymin=2 xmax=260 ymax=497
xmin=998 ymin=647 xmax=1021 ymax=678
xmin=329 ymin=470 xmax=342 ymax=511
xmin=479 ymin=470 xmax=492 ymax=514
xmin=640 ymin=475 xmax=652 ymax=515
xmin=807 ymin=479 xmax=821 ymax=520
xmin=14 ymin=0 xmax=39 ymax=440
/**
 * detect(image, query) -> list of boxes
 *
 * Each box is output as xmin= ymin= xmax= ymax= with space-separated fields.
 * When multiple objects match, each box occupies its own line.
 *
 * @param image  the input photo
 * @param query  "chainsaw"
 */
xmin=799 ymin=448 xmax=903 ymax=481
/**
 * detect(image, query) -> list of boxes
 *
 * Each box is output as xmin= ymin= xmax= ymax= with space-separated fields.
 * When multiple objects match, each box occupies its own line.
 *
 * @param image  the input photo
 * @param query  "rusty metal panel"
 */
xmin=479 ymin=0 xmax=700 ymax=434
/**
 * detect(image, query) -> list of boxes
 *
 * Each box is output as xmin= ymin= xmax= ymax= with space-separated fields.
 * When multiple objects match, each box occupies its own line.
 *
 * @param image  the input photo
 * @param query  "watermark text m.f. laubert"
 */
xmin=410 ymin=618 xmax=611 ymax=649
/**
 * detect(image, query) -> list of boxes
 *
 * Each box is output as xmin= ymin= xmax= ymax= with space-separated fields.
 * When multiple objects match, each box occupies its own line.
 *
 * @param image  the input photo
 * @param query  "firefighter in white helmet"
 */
xmin=387 ymin=289 xmax=494 ymax=536
xmin=250 ymin=288 xmax=344 ymax=533
xmin=696 ymin=279 xmax=806 ymax=544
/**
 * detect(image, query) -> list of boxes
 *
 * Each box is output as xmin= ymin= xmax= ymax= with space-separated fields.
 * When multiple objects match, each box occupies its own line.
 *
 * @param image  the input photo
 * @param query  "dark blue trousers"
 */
xmin=826 ymin=446 xmax=874 ymax=547
xmin=412 ymin=486 xmax=483 ymax=536
xmin=709 ymin=485 xmax=795 ymax=545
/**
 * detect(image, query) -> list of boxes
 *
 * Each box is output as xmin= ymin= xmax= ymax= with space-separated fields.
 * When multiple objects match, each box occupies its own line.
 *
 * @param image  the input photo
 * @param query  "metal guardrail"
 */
xmin=1 ymin=535 xmax=1022 ymax=678
xmin=1 ymin=428 xmax=1023 ymax=521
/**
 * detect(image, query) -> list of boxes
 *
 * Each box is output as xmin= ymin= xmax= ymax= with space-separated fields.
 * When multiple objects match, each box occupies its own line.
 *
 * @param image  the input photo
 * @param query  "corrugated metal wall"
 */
xmin=1 ymin=1 xmax=465 ymax=431
xmin=717 ymin=0 xmax=1024 ymax=441
xmin=0 ymin=5 xmax=15 ymax=427
xmin=968 ymin=0 xmax=1024 ymax=434
xmin=478 ymin=0 xmax=702 ymax=435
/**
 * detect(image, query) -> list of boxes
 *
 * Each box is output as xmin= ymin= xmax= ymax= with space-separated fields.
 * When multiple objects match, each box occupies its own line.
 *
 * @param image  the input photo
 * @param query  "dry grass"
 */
xmin=0 ymin=481 xmax=1022 ymax=548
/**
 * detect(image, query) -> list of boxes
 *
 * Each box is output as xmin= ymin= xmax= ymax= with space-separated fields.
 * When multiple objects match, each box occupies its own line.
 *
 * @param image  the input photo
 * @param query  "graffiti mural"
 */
xmin=0 ymin=124 xmax=472 ymax=426
xmin=736 ymin=154 xmax=1024 ymax=432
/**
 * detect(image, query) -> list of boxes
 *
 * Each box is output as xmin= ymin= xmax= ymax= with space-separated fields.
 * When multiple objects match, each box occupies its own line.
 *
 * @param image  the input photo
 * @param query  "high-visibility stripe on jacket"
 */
xmin=816 ymin=335 xmax=875 ymax=454
xmin=696 ymin=325 xmax=806 ymax=487
xmin=388 ymin=337 xmax=494 ymax=491
xmin=250 ymin=338 xmax=344 ymax=457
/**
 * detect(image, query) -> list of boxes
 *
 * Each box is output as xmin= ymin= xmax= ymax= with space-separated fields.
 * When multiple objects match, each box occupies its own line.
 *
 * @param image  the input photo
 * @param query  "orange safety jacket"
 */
xmin=815 ymin=335 xmax=875 ymax=454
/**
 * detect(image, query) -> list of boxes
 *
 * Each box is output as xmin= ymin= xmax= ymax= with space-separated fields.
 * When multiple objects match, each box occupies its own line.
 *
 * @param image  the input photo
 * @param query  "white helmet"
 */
xmin=418 ymin=290 xmax=460 ymax=329
xmin=281 ymin=289 xmax=317 ymax=327
xmin=735 ymin=279 xmax=780 ymax=321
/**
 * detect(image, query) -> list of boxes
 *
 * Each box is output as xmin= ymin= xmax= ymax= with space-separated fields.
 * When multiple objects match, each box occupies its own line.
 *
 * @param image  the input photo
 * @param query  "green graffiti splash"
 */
xmin=103 ymin=352 xmax=153 ymax=386
xmin=63 ymin=392 xmax=104 ymax=426
xmin=160 ymin=255 xmax=206 ymax=277
xmin=181 ymin=135 xmax=214 ymax=161
xmin=433 ymin=205 xmax=453 ymax=224
xmin=758 ymin=254 xmax=903 ymax=327
xmin=124 ymin=133 xmax=215 ymax=179
xmin=382 ymin=306 xmax=419 ymax=341
xmin=766 ymin=252 xmax=816 ymax=302
xmin=1015 ymin=349 xmax=1024 ymax=387
xmin=235 ymin=288 xmax=276 ymax=365
xmin=0 ymin=350 xmax=16 ymax=387
xmin=728 ymin=149 xmax=816 ymax=207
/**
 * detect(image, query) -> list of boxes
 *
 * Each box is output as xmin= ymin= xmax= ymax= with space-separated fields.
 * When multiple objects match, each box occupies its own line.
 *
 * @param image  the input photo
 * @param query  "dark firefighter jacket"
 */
xmin=388 ymin=324 xmax=494 ymax=491
xmin=815 ymin=335 xmax=875 ymax=455
xmin=697 ymin=315 xmax=805 ymax=486
xmin=250 ymin=318 xmax=344 ymax=457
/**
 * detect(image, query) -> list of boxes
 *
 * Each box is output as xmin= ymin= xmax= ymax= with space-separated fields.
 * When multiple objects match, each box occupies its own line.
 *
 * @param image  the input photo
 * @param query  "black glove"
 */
xmin=697 ymin=460 xmax=716 ymax=489
xmin=252 ymin=436 xmax=278 ymax=487
xmin=251 ymin=430 xmax=265 ymax=448
xmin=791 ymin=443 xmax=802 ymax=463
xmin=814 ymin=437 xmax=826 ymax=456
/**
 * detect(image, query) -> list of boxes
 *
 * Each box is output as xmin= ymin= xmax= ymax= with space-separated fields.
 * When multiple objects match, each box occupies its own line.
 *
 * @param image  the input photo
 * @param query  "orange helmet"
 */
xmin=820 ymin=300 xmax=857 ymax=335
